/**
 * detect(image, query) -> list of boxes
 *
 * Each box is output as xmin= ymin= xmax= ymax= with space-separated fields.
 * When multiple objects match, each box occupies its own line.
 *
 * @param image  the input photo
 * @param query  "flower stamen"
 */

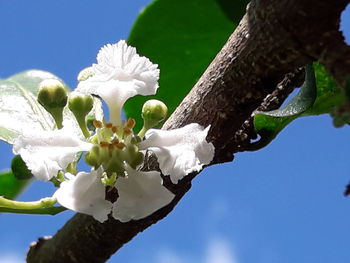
xmin=93 ymin=120 xmax=103 ymax=128
xmin=100 ymin=142 xmax=109 ymax=148
xmin=116 ymin=142 xmax=126 ymax=149
xmin=105 ymin=122 xmax=113 ymax=129
xmin=126 ymin=118 xmax=136 ymax=129
xmin=123 ymin=128 xmax=132 ymax=136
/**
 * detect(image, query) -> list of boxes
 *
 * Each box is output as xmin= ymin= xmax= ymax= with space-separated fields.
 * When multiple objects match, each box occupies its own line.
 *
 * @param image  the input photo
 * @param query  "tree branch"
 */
xmin=27 ymin=0 xmax=349 ymax=262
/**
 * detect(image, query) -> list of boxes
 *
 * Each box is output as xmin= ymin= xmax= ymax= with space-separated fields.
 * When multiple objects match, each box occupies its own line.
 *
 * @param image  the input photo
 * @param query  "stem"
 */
xmin=77 ymin=118 xmax=91 ymax=138
xmin=0 ymin=206 xmax=66 ymax=215
xmin=138 ymin=126 xmax=147 ymax=138
xmin=50 ymin=108 xmax=64 ymax=129
xmin=0 ymin=196 xmax=57 ymax=210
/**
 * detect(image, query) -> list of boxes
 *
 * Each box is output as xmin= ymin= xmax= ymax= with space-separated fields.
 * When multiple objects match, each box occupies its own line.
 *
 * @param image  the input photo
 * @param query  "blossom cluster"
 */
xmin=12 ymin=40 xmax=215 ymax=222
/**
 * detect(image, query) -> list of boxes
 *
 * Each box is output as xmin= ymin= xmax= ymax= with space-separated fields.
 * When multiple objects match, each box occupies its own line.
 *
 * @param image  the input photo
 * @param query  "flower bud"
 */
xmin=85 ymin=145 xmax=103 ymax=168
xmin=68 ymin=92 xmax=94 ymax=137
xmin=38 ymin=79 xmax=68 ymax=109
xmin=142 ymin=99 xmax=168 ymax=129
xmin=129 ymin=151 xmax=144 ymax=169
xmin=77 ymin=67 xmax=94 ymax=82
xmin=68 ymin=92 xmax=94 ymax=116
xmin=37 ymin=79 xmax=68 ymax=129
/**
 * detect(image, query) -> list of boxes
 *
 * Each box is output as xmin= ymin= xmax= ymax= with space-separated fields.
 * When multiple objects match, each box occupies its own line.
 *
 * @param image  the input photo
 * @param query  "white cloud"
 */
xmin=204 ymin=238 xmax=238 ymax=263
xmin=155 ymin=238 xmax=238 ymax=263
xmin=0 ymin=254 xmax=24 ymax=263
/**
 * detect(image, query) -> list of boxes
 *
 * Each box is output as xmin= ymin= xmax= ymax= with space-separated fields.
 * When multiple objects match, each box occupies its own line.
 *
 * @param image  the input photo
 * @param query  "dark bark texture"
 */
xmin=27 ymin=0 xmax=350 ymax=262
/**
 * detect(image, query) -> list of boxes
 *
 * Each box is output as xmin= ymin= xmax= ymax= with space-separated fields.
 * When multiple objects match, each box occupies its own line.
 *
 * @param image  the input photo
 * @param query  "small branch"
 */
xmin=0 ymin=196 xmax=56 ymax=210
xmin=0 ymin=206 xmax=66 ymax=215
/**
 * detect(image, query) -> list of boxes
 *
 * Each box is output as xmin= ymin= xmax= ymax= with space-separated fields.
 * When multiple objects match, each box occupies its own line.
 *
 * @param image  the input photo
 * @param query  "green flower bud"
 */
xmin=68 ymin=92 xmax=94 ymax=137
xmin=68 ymin=92 xmax=94 ymax=116
xmin=142 ymin=99 xmax=168 ymax=127
xmin=139 ymin=100 xmax=168 ymax=137
xmin=129 ymin=151 xmax=144 ymax=169
xmin=37 ymin=79 xmax=68 ymax=129
xmin=38 ymin=79 xmax=68 ymax=109
xmin=85 ymin=145 xmax=103 ymax=168
xmin=77 ymin=67 xmax=94 ymax=82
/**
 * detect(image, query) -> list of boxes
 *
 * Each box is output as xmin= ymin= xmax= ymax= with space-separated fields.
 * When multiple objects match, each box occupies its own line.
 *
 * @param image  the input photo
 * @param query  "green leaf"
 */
xmin=305 ymin=63 xmax=344 ymax=115
xmin=126 ymin=0 xmax=249 ymax=130
xmin=252 ymin=64 xmax=317 ymax=149
xmin=11 ymin=155 xmax=33 ymax=180
xmin=0 ymin=78 xmax=55 ymax=143
xmin=252 ymin=63 xmax=346 ymax=150
xmin=0 ymin=70 xmax=68 ymax=144
xmin=0 ymin=170 xmax=31 ymax=199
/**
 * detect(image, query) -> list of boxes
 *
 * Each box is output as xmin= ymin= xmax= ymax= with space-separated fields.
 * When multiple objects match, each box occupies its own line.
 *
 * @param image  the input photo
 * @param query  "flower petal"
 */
xmin=54 ymin=168 xmax=112 ymax=223
xmin=13 ymin=128 xmax=92 ymax=181
xmin=94 ymin=40 xmax=159 ymax=95
xmin=138 ymin=123 xmax=215 ymax=184
xmin=112 ymin=166 xmax=175 ymax=222
xmin=76 ymin=40 xmax=159 ymax=125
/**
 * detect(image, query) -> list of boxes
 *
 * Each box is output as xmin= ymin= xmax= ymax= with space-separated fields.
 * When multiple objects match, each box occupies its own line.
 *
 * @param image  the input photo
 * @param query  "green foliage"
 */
xmin=252 ymin=63 xmax=345 ymax=149
xmin=0 ymin=71 xmax=58 ymax=144
xmin=11 ymin=155 xmax=33 ymax=180
xmin=125 ymin=0 xmax=249 ymax=130
xmin=0 ymin=170 xmax=31 ymax=199
xmin=308 ymin=63 xmax=344 ymax=115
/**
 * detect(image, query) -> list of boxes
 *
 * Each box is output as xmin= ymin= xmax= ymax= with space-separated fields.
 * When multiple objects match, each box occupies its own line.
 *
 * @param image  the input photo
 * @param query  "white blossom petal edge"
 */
xmin=54 ymin=168 xmax=113 ymax=223
xmin=112 ymin=166 xmax=175 ymax=222
xmin=138 ymin=123 xmax=215 ymax=184
xmin=13 ymin=128 xmax=92 ymax=181
xmin=76 ymin=40 xmax=160 ymax=126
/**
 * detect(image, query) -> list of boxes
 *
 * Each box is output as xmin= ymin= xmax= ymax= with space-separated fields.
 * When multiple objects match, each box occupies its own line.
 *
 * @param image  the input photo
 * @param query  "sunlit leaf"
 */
xmin=0 ymin=78 xmax=55 ymax=144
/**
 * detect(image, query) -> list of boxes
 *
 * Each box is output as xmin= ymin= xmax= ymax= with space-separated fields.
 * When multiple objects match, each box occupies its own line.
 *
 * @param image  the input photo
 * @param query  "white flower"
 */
xmin=2 ymin=39 xmax=216 ymax=223
xmin=76 ymin=40 xmax=160 ymax=126
xmin=54 ymin=168 xmax=113 ymax=223
xmin=13 ymin=128 xmax=92 ymax=181
xmin=112 ymin=165 xmax=175 ymax=222
xmin=138 ymin=123 xmax=214 ymax=184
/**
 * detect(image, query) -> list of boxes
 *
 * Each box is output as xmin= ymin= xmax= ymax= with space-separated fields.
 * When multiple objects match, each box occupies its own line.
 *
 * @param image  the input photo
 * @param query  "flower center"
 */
xmin=85 ymin=118 xmax=144 ymax=180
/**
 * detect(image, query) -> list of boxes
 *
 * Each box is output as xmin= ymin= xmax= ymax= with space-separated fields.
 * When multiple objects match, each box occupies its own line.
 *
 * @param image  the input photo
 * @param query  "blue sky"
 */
xmin=0 ymin=1 xmax=349 ymax=263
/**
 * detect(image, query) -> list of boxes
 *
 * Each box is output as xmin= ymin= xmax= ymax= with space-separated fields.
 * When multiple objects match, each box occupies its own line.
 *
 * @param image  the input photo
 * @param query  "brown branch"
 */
xmin=26 ymin=0 xmax=350 ymax=262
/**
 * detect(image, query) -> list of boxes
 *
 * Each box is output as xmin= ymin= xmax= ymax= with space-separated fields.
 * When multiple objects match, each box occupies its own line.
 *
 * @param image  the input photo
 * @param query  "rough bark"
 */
xmin=27 ymin=0 xmax=350 ymax=262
